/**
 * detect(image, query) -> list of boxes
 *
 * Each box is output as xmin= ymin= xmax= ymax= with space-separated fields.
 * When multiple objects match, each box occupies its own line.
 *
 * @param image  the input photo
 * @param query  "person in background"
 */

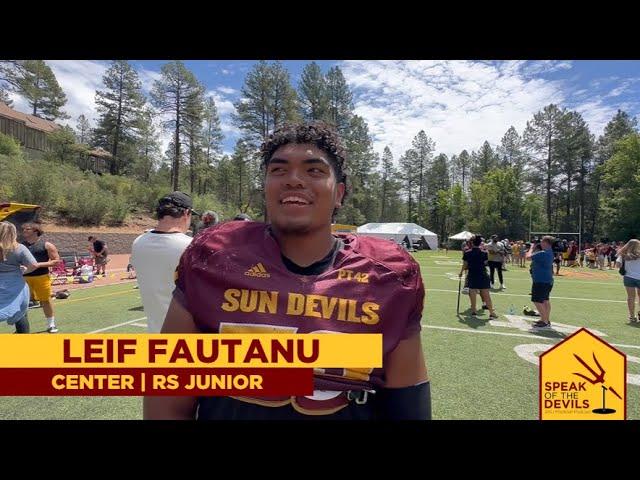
xmin=615 ymin=239 xmax=640 ymax=323
xmin=88 ymin=236 xmax=108 ymax=276
xmin=21 ymin=222 xmax=61 ymax=333
xmin=233 ymin=213 xmax=252 ymax=222
xmin=194 ymin=210 xmax=219 ymax=236
xmin=131 ymin=192 xmax=195 ymax=333
xmin=0 ymin=222 xmax=39 ymax=333
xmin=526 ymin=235 xmax=555 ymax=328
xmin=459 ymin=235 xmax=497 ymax=319
xmin=486 ymin=234 xmax=506 ymax=290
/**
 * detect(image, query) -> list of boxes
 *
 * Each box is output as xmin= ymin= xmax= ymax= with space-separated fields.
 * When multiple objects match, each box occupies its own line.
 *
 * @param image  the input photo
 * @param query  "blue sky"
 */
xmin=8 ymin=60 xmax=640 ymax=160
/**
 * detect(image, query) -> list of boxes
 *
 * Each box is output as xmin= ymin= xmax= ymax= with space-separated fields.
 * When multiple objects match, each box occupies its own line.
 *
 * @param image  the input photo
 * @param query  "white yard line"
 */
xmin=422 ymin=324 xmax=640 ymax=350
xmin=426 ymin=288 xmax=626 ymax=303
xmin=425 ymin=272 xmax=620 ymax=287
xmin=89 ymin=317 xmax=147 ymax=333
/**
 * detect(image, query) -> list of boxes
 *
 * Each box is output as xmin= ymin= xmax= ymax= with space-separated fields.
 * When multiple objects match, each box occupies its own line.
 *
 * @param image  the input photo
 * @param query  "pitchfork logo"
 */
xmin=573 ymin=352 xmax=623 ymax=414
xmin=540 ymin=328 xmax=626 ymax=420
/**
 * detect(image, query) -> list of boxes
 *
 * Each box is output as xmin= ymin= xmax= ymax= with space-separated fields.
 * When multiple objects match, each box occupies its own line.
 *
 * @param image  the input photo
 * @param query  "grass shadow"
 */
xmin=526 ymin=327 xmax=567 ymax=340
xmin=457 ymin=308 xmax=491 ymax=329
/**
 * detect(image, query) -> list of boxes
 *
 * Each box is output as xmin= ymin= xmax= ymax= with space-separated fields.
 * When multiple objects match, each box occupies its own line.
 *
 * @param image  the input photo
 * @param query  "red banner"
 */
xmin=0 ymin=368 xmax=313 ymax=396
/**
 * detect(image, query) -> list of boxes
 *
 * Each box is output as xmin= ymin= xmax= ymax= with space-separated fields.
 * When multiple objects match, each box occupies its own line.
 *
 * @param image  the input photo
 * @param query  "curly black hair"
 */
xmin=260 ymin=121 xmax=349 ymax=207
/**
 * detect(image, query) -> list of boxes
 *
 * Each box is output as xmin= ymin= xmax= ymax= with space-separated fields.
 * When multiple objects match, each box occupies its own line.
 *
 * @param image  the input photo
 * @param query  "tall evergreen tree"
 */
xmin=298 ymin=62 xmax=329 ymax=122
xmin=523 ymin=104 xmax=565 ymax=229
xmin=590 ymin=110 xmax=638 ymax=233
xmin=75 ymin=114 xmax=91 ymax=144
xmin=183 ymin=86 xmax=206 ymax=194
xmin=472 ymin=141 xmax=499 ymax=181
xmin=94 ymin=60 xmax=145 ymax=175
xmin=151 ymin=61 xmax=204 ymax=190
xmin=233 ymin=61 xmax=298 ymax=147
xmin=11 ymin=60 xmax=68 ymax=120
xmin=410 ymin=130 xmax=435 ymax=226
xmin=202 ymin=95 xmax=223 ymax=165
xmin=498 ymin=126 xmax=526 ymax=177
xmin=133 ymin=106 xmax=161 ymax=182
xmin=400 ymin=150 xmax=418 ymax=222
xmin=325 ymin=66 xmax=353 ymax=135
xmin=344 ymin=115 xmax=376 ymax=221
xmin=454 ymin=149 xmax=472 ymax=191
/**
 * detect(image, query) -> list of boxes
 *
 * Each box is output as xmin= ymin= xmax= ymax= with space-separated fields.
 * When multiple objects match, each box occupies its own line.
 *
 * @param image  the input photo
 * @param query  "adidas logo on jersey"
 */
xmin=245 ymin=262 xmax=270 ymax=278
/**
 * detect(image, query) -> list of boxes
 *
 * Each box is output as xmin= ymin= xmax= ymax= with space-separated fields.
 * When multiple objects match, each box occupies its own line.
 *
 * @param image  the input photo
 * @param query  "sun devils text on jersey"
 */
xmin=173 ymin=221 xmax=425 ymax=418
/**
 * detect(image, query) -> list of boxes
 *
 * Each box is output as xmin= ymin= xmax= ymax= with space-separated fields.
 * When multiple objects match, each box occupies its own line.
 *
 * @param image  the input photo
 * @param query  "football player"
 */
xmin=144 ymin=122 xmax=431 ymax=420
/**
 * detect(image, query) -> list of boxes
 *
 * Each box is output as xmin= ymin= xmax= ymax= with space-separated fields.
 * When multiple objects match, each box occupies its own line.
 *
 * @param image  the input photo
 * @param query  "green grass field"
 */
xmin=1 ymin=251 xmax=638 ymax=420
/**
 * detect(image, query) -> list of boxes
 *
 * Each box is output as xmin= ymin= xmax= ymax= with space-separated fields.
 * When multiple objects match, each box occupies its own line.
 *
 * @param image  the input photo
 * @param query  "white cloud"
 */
xmin=205 ymin=90 xmax=240 ymax=136
xmin=217 ymin=86 xmax=238 ymax=95
xmin=47 ymin=60 xmax=107 ymax=126
xmin=221 ymin=69 xmax=231 ymax=75
xmin=522 ymin=60 xmax=573 ymax=76
xmin=138 ymin=68 xmax=162 ymax=94
xmin=575 ymin=100 xmax=619 ymax=138
xmin=341 ymin=60 xmax=566 ymax=158
xmin=10 ymin=62 xmax=163 ymax=130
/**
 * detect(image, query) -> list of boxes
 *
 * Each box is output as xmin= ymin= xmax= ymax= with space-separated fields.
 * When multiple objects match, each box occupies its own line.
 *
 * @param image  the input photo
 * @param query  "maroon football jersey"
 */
xmin=173 ymin=221 xmax=424 ymax=412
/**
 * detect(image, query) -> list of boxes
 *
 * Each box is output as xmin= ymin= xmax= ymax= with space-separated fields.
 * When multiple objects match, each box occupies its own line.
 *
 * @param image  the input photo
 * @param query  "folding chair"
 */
xmin=50 ymin=261 xmax=75 ymax=286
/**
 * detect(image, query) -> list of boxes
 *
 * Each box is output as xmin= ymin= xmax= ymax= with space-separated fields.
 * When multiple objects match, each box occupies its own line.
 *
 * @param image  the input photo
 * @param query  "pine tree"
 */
xmin=151 ymin=61 xmax=204 ymax=190
xmin=298 ymin=62 xmax=329 ymax=122
xmin=427 ymin=153 xmax=451 ymax=234
xmin=344 ymin=115 xmax=377 ymax=221
xmin=472 ymin=141 xmax=498 ymax=181
xmin=454 ymin=149 xmax=472 ymax=191
xmin=590 ymin=110 xmax=638 ymax=233
xmin=400 ymin=150 xmax=418 ymax=223
xmin=233 ymin=61 xmax=298 ymax=147
xmin=410 ymin=130 xmax=435 ymax=226
xmin=230 ymin=139 xmax=259 ymax=212
xmin=94 ymin=60 xmax=146 ymax=175
xmin=523 ymin=104 xmax=565 ymax=229
xmin=498 ymin=126 xmax=527 ymax=178
xmin=183 ymin=85 xmax=206 ymax=193
xmin=325 ymin=66 xmax=353 ymax=135
xmin=76 ymin=114 xmax=91 ymax=144
xmin=202 ymin=96 xmax=224 ymax=165
xmin=133 ymin=106 xmax=161 ymax=182
xmin=12 ymin=60 xmax=68 ymax=120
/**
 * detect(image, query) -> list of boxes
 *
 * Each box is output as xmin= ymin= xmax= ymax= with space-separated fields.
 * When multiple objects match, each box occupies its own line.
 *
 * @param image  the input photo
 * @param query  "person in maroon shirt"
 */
xmin=144 ymin=122 xmax=430 ymax=420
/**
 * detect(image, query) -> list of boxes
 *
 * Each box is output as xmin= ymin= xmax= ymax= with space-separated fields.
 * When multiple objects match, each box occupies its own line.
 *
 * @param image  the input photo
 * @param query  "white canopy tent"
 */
xmin=449 ymin=230 xmax=474 ymax=241
xmin=357 ymin=222 xmax=439 ymax=250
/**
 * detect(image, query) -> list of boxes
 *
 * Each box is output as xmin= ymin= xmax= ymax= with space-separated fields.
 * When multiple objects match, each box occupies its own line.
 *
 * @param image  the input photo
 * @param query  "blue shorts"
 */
xmin=623 ymin=276 xmax=640 ymax=288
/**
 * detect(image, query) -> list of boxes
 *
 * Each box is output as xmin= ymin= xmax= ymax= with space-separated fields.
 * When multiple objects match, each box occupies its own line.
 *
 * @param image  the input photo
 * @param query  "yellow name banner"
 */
xmin=0 ymin=334 xmax=382 ymax=368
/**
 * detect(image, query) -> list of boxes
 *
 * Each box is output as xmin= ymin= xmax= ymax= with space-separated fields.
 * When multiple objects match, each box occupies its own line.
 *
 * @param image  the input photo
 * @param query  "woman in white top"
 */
xmin=0 ymin=222 xmax=39 ymax=333
xmin=616 ymin=239 xmax=640 ymax=323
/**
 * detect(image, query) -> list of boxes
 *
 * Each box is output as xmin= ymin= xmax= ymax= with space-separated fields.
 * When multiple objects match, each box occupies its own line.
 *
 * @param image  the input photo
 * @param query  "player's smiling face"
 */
xmin=265 ymin=143 xmax=345 ymax=234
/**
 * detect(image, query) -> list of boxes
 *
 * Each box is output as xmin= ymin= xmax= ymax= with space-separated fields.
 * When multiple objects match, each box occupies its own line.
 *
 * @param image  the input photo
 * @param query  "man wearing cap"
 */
xmin=194 ymin=210 xmax=219 ymax=236
xmin=130 ymin=192 xmax=196 ymax=333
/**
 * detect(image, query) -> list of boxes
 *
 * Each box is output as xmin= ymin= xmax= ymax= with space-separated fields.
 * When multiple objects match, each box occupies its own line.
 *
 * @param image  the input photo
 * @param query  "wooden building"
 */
xmin=0 ymin=101 xmax=59 ymax=152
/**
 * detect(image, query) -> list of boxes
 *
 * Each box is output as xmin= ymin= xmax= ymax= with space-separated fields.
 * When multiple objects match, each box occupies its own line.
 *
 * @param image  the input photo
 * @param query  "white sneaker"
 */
xmin=490 ymin=283 xmax=495 ymax=289
xmin=501 ymin=284 xmax=506 ymax=290
xmin=47 ymin=326 xmax=59 ymax=333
